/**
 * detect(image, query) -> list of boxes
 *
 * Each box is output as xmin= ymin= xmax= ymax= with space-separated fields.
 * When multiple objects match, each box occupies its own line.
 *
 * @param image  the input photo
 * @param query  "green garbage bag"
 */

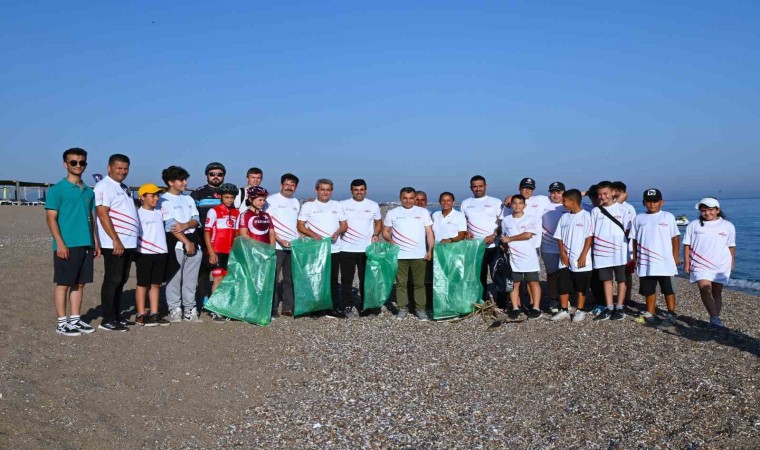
xmin=433 ymin=240 xmax=486 ymax=320
xmin=291 ymin=237 xmax=333 ymax=316
xmin=204 ymin=237 xmax=276 ymax=326
xmin=363 ymin=242 xmax=400 ymax=310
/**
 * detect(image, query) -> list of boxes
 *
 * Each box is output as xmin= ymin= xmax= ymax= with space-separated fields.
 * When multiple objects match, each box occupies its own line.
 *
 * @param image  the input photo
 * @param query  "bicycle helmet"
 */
xmin=247 ymin=186 xmax=269 ymax=199
xmin=218 ymin=183 xmax=238 ymax=195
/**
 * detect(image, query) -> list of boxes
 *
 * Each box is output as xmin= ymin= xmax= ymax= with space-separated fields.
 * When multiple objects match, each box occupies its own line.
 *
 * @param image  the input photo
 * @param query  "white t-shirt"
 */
xmin=137 ymin=208 xmax=168 ymax=254
xmin=540 ymin=202 xmax=565 ymax=254
xmin=591 ymin=203 xmax=634 ymax=268
xmin=683 ymin=218 xmax=736 ymax=284
xmin=383 ymin=206 xmax=433 ymax=259
xmin=631 ymin=211 xmax=679 ymax=277
xmin=94 ymin=176 xmax=139 ymax=249
xmin=265 ymin=193 xmax=300 ymax=251
xmin=554 ymin=210 xmax=593 ymax=272
xmin=339 ymin=198 xmax=381 ymax=253
xmin=298 ymin=199 xmax=346 ymax=253
xmin=621 ymin=201 xmax=637 ymax=257
xmin=159 ymin=192 xmax=200 ymax=250
xmin=501 ymin=214 xmax=540 ymax=273
xmin=431 ymin=209 xmax=467 ymax=242
xmin=461 ymin=196 xmax=502 ymax=248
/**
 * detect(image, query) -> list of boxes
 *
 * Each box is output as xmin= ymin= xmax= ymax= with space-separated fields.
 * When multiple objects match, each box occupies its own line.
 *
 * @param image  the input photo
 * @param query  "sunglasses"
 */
xmin=208 ymin=172 xmax=224 ymax=177
xmin=66 ymin=160 xmax=88 ymax=167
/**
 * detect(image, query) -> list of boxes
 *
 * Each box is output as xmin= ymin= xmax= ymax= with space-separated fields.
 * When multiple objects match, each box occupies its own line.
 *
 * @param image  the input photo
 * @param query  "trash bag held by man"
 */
xmin=433 ymin=239 xmax=486 ymax=320
xmin=291 ymin=237 xmax=333 ymax=316
xmin=363 ymin=242 xmax=400 ymax=310
xmin=204 ymin=237 xmax=276 ymax=326
xmin=490 ymin=246 xmax=514 ymax=294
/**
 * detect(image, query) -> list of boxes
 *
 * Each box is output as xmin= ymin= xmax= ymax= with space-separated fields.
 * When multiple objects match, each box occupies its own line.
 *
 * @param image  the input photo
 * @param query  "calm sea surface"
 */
xmin=431 ymin=198 xmax=760 ymax=296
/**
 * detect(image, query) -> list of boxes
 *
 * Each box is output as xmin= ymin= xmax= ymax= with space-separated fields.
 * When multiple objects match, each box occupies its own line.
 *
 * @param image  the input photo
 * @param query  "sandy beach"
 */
xmin=0 ymin=206 xmax=757 ymax=449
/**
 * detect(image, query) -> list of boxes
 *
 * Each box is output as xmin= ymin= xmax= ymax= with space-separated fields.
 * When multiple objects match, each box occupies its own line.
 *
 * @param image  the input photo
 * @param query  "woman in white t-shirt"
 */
xmin=431 ymin=192 xmax=466 ymax=243
xmin=683 ymin=198 xmax=736 ymax=328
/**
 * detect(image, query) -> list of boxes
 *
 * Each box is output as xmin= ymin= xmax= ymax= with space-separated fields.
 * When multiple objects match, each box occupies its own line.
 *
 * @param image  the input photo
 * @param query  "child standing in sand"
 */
xmin=683 ymin=198 xmax=736 ymax=328
xmin=135 ymin=183 xmax=170 ymax=327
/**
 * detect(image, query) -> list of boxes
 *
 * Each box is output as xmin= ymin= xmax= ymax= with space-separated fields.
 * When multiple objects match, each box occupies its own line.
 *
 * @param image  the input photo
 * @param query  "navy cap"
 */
xmin=519 ymin=177 xmax=536 ymax=190
xmin=548 ymin=181 xmax=565 ymax=192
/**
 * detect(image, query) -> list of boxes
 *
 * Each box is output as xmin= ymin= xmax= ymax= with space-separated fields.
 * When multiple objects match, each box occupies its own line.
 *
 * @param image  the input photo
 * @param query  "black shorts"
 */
xmin=639 ymin=276 xmax=675 ymax=297
xmin=512 ymin=271 xmax=540 ymax=283
xmin=135 ymin=253 xmax=168 ymax=287
xmin=53 ymin=247 xmax=94 ymax=285
xmin=597 ymin=265 xmax=626 ymax=282
xmin=558 ymin=268 xmax=592 ymax=295
xmin=210 ymin=253 xmax=230 ymax=277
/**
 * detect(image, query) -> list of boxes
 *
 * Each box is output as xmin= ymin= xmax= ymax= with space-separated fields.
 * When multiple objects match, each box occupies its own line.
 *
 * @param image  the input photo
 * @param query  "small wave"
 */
xmin=726 ymin=278 xmax=760 ymax=292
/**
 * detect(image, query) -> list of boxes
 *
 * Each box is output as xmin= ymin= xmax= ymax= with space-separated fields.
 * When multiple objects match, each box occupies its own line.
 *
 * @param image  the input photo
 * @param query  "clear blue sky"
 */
xmin=1 ymin=0 xmax=758 ymax=202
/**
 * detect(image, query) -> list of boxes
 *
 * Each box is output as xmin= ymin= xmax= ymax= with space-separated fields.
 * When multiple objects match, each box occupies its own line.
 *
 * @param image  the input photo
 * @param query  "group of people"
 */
xmin=45 ymin=148 xmax=737 ymax=336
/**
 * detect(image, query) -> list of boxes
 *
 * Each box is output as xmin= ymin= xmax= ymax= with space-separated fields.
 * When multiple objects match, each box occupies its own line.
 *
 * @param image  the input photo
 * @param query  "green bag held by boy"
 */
xmin=432 ymin=239 xmax=486 ymax=320
xmin=363 ymin=242 xmax=400 ymax=310
xmin=204 ymin=237 xmax=276 ymax=326
xmin=291 ymin=237 xmax=333 ymax=316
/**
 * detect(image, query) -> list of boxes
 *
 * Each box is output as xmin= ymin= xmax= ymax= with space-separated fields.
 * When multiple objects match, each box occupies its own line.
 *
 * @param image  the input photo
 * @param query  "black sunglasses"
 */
xmin=208 ymin=171 xmax=224 ymax=177
xmin=66 ymin=160 xmax=88 ymax=167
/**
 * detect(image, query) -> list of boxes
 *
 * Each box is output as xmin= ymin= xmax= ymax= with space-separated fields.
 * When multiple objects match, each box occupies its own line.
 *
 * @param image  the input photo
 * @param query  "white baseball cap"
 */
xmin=695 ymin=197 xmax=720 ymax=209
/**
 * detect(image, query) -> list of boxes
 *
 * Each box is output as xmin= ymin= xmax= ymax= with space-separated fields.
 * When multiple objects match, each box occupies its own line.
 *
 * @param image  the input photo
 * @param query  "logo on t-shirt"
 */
xmin=718 ymin=232 xmax=727 ymax=237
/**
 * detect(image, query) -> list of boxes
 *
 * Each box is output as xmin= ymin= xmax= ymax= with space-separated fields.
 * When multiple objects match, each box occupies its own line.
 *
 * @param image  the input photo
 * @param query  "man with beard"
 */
xmin=190 ymin=162 xmax=226 ymax=311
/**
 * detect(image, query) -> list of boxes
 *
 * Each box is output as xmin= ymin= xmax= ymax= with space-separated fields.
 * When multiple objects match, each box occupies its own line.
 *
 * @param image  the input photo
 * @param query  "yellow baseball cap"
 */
xmin=138 ymin=183 xmax=164 ymax=197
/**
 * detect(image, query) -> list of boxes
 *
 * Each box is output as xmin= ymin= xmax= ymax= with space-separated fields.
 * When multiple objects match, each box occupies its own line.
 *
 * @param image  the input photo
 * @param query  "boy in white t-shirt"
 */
xmin=159 ymin=166 xmax=203 ymax=323
xmin=501 ymin=195 xmax=542 ymax=320
xmin=631 ymin=188 xmax=680 ymax=325
xmin=591 ymin=181 xmax=634 ymax=321
xmin=551 ymin=189 xmax=593 ymax=322
xmin=135 ymin=183 xmax=170 ymax=327
xmin=613 ymin=181 xmax=637 ymax=305
xmin=383 ymin=187 xmax=434 ymax=321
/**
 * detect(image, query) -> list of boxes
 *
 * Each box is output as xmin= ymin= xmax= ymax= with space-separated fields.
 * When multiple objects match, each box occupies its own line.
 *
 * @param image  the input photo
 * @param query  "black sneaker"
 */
xmin=56 ymin=323 xmax=81 ymax=336
xmin=143 ymin=314 xmax=158 ymax=327
xmin=527 ymin=308 xmax=542 ymax=319
xmin=211 ymin=313 xmax=228 ymax=323
xmin=593 ymin=309 xmax=612 ymax=321
xmin=98 ymin=321 xmax=129 ymax=332
xmin=120 ymin=319 xmax=136 ymax=327
xmin=325 ymin=308 xmax=346 ymax=319
xmin=152 ymin=314 xmax=170 ymax=326
xmin=508 ymin=309 xmax=521 ymax=319
xmin=610 ymin=309 xmax=625 ymax=321
xmin=70 ymin=320 xmax=95 ymax=334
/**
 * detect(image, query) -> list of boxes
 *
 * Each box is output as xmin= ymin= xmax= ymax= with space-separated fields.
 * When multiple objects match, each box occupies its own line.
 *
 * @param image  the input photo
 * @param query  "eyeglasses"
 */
xmin=66 ymin=160 xmax=88 ymax=167
xmin=208 ymin=172 xmax=224 ymax=177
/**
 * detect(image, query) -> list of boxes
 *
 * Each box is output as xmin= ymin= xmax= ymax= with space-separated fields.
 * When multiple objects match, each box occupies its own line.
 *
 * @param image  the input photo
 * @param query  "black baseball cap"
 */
xmin=519 ymin=177 xmax=536 ymax=190
xmin=548 ymin=181 xmax=565 ymax=192
xmin=643 ymin=188 xmax=662 ymax=202
xmin=205 ymin=162 xmax=226 ymax=175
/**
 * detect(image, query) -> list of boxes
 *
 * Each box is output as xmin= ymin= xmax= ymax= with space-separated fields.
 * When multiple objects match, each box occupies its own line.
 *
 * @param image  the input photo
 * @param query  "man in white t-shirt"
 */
xmin=265 ymin=173 xmax=301 ymax=317
xmin=339 ymin=179 xmax=382 ymax=317
xmin=502 ymin=178 xmax=551 ymax=249
xmin=461 ymin=175 xmax=502 ymax=304
xmin=298 ymin=178 xmax=348 ymax=318
xmin=591 ymin=181 xmax=634 ymax=321
xmin=541 ymin=182 xmax=567 ymax=312
xmin=383 ymin=187 xmax=434 ymax=321
xmin=234 ymin=167 xmax=263 ymax=209
xmin=631 ymin=188 xmax=680 ymax=324
xmin=95 ymin=153 xmax=139 ymax=332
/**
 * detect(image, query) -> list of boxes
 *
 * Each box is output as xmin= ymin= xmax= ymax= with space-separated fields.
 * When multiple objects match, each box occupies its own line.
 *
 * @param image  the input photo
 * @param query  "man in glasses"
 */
xmin=45 ymin=147 xmax=101 ymax=336
xmin=95 ymin=153 xmax=139 ymax=331
xmin=190 ymin=162 xmax=226 ymax=313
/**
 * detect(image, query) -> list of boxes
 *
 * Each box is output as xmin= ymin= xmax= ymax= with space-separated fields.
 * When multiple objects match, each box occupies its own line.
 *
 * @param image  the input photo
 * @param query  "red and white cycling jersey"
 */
xmin=205 ymin=204 xmax=240 ymax=254
xmin=238 ymin=209 xmax=273 ymax=245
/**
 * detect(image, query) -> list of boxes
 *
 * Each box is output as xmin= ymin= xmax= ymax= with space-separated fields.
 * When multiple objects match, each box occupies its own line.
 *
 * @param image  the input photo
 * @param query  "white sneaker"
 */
xmin=709 ymin=316 xmax=725 ymax=328
xmin=572 ymin=311 xmax=587 ymax=322
xmin=551 ymin=310 xmax=571 ymax=321
xmin=168 ymin=307 xmax=183 ymax=323
xmin=184 ymin=307 xmax=203 ymax=323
